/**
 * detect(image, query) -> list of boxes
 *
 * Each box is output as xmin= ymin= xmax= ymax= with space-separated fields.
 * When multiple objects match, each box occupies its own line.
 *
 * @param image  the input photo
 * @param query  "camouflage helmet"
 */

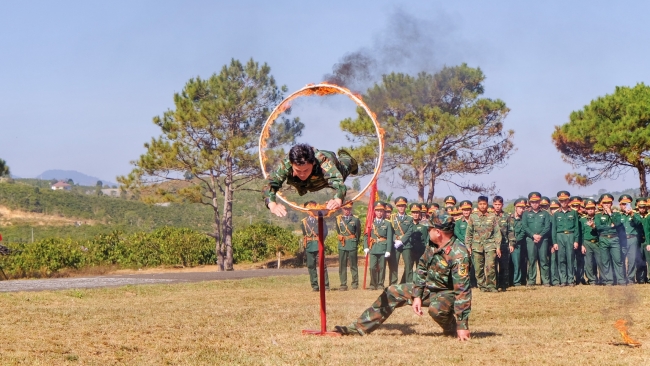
xmin=429 ymin=211 xmax=455 ymax=232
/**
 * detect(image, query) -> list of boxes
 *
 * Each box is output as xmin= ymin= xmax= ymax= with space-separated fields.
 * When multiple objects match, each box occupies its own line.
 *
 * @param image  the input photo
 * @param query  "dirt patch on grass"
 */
xmin=0 ymin=205 xmax=96 ymax=226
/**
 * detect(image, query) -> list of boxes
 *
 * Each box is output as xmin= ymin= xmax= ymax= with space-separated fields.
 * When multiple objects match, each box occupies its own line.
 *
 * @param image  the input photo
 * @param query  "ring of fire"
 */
xmin=258 ymin=82 xmax=385 ymax=215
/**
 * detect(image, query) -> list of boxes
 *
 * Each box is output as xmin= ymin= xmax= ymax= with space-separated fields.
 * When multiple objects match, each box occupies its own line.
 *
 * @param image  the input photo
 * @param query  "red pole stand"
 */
xmin=302 ymin=211 xmax=340 ymax=337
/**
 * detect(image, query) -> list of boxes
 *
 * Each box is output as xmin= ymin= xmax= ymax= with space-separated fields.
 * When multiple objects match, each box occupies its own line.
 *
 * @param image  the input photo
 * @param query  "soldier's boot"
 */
xmin=337 ymin=149 xmax=359 ymax=176
xmin=334 ymin=325 xmax=362 ymax=336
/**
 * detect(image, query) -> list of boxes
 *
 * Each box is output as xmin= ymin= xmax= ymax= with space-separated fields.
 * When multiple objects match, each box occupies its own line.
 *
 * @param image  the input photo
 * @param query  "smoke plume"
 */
xmin=324 ymin=7 xmax=467 ymax=92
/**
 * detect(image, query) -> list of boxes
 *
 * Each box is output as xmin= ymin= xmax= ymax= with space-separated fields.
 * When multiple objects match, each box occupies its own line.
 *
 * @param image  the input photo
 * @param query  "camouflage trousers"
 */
xmin=473 ymin=248 xmax=497 ymax=291
xmin=352 ymin=284 xmax=458 ymax=335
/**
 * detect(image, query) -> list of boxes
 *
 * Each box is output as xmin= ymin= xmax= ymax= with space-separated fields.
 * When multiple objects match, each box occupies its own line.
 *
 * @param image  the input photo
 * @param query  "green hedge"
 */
xmin=0 ymin=227 xmax=215 ymax=278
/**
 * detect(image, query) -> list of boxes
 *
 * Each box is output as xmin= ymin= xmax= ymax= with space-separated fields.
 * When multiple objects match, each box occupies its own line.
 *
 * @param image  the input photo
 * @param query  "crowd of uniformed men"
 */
xmin=300 ymin=192 xmax=650 ymax=291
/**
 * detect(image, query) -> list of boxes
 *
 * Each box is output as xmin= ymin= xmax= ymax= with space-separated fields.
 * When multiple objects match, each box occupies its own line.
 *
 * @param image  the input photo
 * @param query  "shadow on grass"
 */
xmin=381 ymin=324 xmax=501 ymax=338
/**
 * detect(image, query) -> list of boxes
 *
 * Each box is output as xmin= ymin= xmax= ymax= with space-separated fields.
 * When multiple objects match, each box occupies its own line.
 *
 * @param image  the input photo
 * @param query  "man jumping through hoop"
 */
xmin=263 ymin=143 xmax=358 ymax=217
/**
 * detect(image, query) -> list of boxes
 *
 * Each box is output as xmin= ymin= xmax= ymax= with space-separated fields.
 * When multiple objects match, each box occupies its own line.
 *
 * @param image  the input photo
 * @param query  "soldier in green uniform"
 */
xmin=550 ymin=200 xmax=560 ymax=213
xmin=618 ymin=194 xmax=644 ymax=284
xmin=389 ymin=197 xmax=415 ymax=285
xmin=511 ymin=199 xmax=528 ymax=286
xmin=570 ymin=197 xmax=587 ymax=284
xmin=263 ymin=143 xmax=358 ymax=217
xmin=540 ymin=197 xmax=551 ymax=212
xmin=363 ymin=202 xmax=394 ymax=290
xmin=300 ymin=201 xmax=330 ymax=291
xmin=456 ymin=200 xmax=475 ymax=287
xmin=465 ymin=196 xmax=502 ymax=292
xmin=335 ymin=201 xmax=361 ymax=291
xmin=551 ymin=191 xmax=580 ymax=286
xmin=588 ymin=194 xmax=625 ymax=285
xmin=409 ymin=203 xmax=429 ymax=275
xmin=580 ymin=199 xmax=601 ymax=285
xmin=637 ymin=198 xmax=649 ymax=283
xmin=523 ymin=192 xmax=552 ymax=286
xmin=334 ymin=212 xmax=472 ymax=341
xmin=444 ymin=195 xmax=457 ymax=208
xmin=493 ymin=196 xmax=515 ymax=291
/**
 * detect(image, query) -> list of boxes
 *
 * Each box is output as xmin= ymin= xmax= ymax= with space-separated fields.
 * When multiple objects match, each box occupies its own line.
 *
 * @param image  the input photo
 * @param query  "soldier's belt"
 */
xmin=303 ymin=235 xmax=319 ymax=248
xmin=626 ymin=234 xmax=637 ymax=239
xmin=600 ymin=234 xmax=617 ymax=238
xmin=337 ymin=234 xmax=356 ymax=247
xmin=367 ymin=237 xmax=387 ymax=249
xmin=588 ymin=239 xmax=597 ymax=243
xmin=559 ymin=231 xmax=573 ymax=234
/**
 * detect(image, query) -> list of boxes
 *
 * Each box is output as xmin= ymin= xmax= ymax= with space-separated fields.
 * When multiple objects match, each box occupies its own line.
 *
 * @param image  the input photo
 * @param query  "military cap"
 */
xmin=431 ymin=202 xmax=440 ymax=209
xmin=570 ymin=196 xmax=583 ymax=206
xmin=373 ymin=201 xmax=386 ymax=210
xmin=584 ymin=199 xmax=596 ymax=209
xmin=540 ymin=196 xmax=550 ymax=206
xmin=550 ymin=200 xmax=560 ymax=209
xmin=618 ymin=194 xmax=633 ymax=204
xmin=304 ymin=201 xmax=318 ymax=208
xmin=394 ymin=196 xmax=408 ymax=206
xmin=453 ymin=205 xmax=463 ymax=215
xmin=409 ymin=203 xmax=421 ymax=212
xmin=636 ymin=197 xmax=647 ymax=208
xmin=528 ymin=192 xmax=542 ymax=202
xmin=459 ymin=200 xmax=473 ymax=210
xmin=477 ymin=195 xmax=489 ymax=203
xmin=514 ymin=198 xmax=527 ymax=208
xmin=444 ymin=195 xmax=457 ymax=205
xmin=428 ymin=205 xmax=437 ymax=214
xmin=557 ymin=191 xmax=571 ymax=200
xmin=430 ymin=211 xmax=455 ymax=231
xmin=341 ymin=201 xmax=353 ymax=208
xmin=599 ymin=193 xmax=614 ymax=203
xmin=384 ymin=203 xmax=393 ymax=212
xmin=420 ymin=203 xmax=428 ymax=212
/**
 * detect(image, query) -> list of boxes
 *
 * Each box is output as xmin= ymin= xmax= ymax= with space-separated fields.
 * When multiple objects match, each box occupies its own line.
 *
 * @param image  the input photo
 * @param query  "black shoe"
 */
xmin=339 ymin=286 xmax=348 ymax=291
xmin=351 ymin=286 xmax=358 ymax=290
xmin=312 ymin=288 xmax=319 ymax=292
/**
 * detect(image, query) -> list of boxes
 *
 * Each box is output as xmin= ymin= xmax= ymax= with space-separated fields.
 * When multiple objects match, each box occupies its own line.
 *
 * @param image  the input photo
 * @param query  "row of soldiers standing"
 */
xmin=300 ymin=190 xmax=650 ymax=291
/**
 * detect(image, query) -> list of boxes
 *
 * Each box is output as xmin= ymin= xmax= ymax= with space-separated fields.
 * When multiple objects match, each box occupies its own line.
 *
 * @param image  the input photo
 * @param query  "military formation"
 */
xmin=301 ymin=192 xmax=650 ymax=294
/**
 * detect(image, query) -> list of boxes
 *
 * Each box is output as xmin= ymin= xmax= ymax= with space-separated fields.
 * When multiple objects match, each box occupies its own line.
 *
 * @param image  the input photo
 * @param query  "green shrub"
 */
xmin=232 ymin=223 xmax=300 ymax=263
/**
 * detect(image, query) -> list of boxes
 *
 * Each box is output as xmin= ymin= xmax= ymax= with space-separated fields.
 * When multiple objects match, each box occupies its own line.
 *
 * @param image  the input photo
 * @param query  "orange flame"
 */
xmin=614 ymin=319 xmax=641 ymax=347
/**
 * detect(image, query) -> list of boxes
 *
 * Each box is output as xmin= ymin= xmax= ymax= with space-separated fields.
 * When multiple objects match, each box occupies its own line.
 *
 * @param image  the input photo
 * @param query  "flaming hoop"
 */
xmin=258 ymin=82 xmax=385 ymax=215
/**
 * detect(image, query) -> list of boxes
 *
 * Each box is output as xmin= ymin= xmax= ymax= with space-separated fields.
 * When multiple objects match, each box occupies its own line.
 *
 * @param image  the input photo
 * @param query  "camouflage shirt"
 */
xmin=412 ymin=236 xmax=472 ymax=330
xmin=262 ymin=148 xmax=347 ymax=206
xmin=465 ymin=211 xmax=502 ymax=251
xmin=494 ymin=211 xmax=515 ymax=246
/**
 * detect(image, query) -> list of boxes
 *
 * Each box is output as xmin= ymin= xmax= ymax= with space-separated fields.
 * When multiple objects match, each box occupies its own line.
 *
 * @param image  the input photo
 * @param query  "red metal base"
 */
xmin=302 ymin=329 xmax=341 ymax=337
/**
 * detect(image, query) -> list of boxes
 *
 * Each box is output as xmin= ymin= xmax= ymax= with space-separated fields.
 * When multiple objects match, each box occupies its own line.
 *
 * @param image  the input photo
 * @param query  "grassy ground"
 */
xmin=0 ymin=271 xmax=649 ymax=365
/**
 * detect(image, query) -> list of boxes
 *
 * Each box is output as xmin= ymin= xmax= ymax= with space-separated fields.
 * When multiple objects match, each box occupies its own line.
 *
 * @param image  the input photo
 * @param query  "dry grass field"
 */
xmin=1 ymin=271 xmax=649 ymax=365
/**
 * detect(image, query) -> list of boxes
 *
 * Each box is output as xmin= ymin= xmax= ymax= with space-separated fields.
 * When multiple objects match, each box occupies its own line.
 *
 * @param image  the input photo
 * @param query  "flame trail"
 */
xmin=613 ymin=319 xmax=641 ymax=347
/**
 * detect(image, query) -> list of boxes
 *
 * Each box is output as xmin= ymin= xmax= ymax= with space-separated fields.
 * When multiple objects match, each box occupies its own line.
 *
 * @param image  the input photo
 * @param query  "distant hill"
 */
xmin=36 ymin=170 xmax=117 ymax=187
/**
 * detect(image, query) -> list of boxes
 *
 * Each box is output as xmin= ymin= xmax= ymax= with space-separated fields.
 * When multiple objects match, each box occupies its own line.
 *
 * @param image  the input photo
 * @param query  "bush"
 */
xmin=0 ymin=227 xmax=215 ymax=278
xmin=232 ymin=223 xmax=300 ymax=263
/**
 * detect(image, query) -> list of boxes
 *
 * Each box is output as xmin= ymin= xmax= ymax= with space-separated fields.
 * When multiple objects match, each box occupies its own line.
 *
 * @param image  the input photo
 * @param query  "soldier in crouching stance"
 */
xmin=334 ymin=212 xmax=472 ymax=341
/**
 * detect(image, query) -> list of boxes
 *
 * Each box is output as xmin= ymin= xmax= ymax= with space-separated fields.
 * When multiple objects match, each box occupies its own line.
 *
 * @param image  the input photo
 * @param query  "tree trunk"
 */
xmin=277 ymin=251 xmax=281 ymax=269
xmin=636 ymin=163 xmax=648 ymax=197
xmin=210 ymin=176 xmax=224 ymax=271
xmin=426 ymin=169 xmax=436 ymax=204
xmin=417 ymin=167 xmax=425 ymax=202
xmin=222 ymin=155 xmax=234 ymax=271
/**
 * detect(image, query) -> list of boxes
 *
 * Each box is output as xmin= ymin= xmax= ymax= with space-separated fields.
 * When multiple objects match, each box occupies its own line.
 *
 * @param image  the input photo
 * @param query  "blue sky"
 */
xmin=1 ymin=1 xmax=649 ymax=200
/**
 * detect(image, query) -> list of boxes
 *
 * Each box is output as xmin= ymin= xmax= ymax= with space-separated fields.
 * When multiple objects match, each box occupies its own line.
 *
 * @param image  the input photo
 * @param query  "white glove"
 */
xmin=385 ymin=252 xmax=391 ymax=258
xmin=364 ymin=248 xmax=369 ymax=255
xmin=394 ymin=240 xmax=403 ymax=249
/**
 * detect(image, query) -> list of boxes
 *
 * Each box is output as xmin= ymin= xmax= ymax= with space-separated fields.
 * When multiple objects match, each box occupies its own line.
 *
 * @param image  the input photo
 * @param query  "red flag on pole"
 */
xmin=362 ymin=179 xmax=378 ymax=290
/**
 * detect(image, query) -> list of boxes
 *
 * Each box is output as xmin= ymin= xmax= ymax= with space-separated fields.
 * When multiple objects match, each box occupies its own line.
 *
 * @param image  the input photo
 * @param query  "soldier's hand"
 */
xmin=326 ymin=198 xmax=342 ymax=210
xmin=553 ymin=244 xmax=559 ymax=251
xmin=496 ymin=247 xmax=501 ymax=258
xmin=509 ymin=245 xmax=514 ymax=253
xmin=411 ymin=297 xmax=423 ymax=316
xmin=581 ymin=246 xmax=586 ymax=255
xmin=533 ymin=234 xmax=541 ymax=242
xmin=384 ymin=252 xmax=390 ymax=258
xmin=457 ymin=329 xmax=471 ymax=341
xmin=573 ymin=242 xmax=579 ymax=250
xmin=268 ymin=202 xmax=287 ymax=217
xmin=646 ymin=245 xmax=650 ymax=252
xmin=364 ymin=248 xmax=369 ymax=255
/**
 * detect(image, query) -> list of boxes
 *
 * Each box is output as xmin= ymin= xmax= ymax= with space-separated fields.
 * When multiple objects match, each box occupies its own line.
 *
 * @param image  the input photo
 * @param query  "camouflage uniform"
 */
xmin=340 ymin=235 xmax=472 ymax=336
xmin=335 ymin=212 xmax=361 ymax=290
xmin=495 ymin=211 xmax=515 ymax=290
xmin=301 ymin=216 xmax=330 ymax=290
xmin=465 ymin=210 xmax=502 ymax=291
xmin=262 ymin=148 xmax=356 ymax=206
